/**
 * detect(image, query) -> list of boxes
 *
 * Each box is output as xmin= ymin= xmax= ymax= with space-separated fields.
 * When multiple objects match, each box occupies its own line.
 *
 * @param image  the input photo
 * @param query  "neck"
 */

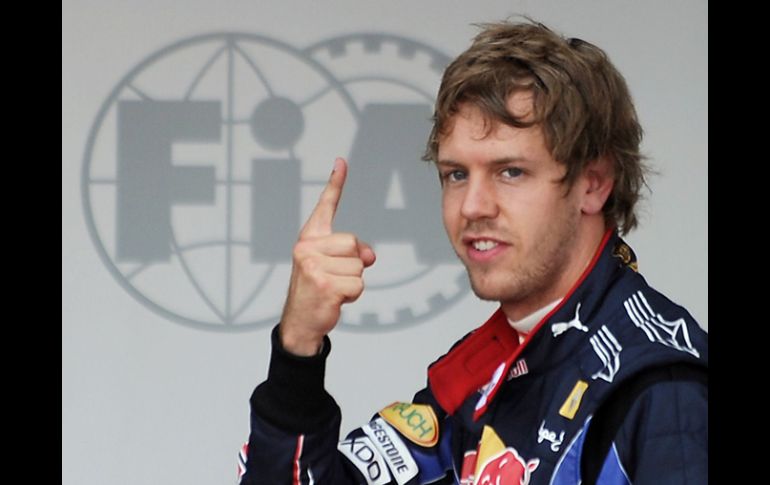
xmin=501 ymin=218 xmax=608 ymax=322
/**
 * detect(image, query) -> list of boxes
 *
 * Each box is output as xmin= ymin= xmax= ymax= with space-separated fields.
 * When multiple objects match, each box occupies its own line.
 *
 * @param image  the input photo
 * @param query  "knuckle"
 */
xmin=344 ymin=279 xmax=365 ymax=304
xmin=297 ymin=255 xmax=319 ymax=274
xmin=339 ymin=233 xmax=358 ymax=251
xmin=293 ymin=240 xmax=312 ymax=258
xmin=312 ymin=273 xmax=331 ymax=291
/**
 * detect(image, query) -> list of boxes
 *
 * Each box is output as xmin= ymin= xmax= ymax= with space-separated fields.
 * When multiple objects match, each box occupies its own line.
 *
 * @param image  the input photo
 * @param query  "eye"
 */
xmin=501 ymin=167 xmax=524 ymax=179
xmin=443 ymin=170 xmax=467 ymax=183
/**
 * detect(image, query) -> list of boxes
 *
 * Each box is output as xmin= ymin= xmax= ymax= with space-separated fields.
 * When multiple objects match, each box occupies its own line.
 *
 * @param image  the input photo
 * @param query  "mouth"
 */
xmin=462 ymin=236 xmax=508 ymax=262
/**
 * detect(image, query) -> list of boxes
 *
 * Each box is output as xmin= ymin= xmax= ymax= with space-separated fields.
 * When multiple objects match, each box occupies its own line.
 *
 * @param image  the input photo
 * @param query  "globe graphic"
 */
xmin=82 ymin=32 xmax=469 ymax=332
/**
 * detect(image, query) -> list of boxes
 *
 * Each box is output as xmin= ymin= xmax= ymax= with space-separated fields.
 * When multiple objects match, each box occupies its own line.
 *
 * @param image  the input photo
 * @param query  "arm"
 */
xmin=238 ymin=326 xmax=350 ymax=484
xmin=238 ymin=326 xmax=455 ymax=484
xmin=239 ymin=157 xmax=374 ymax=483
xmin=610 ymin=380 xmax=708 ymax=484
xmin=238 ymin=158 xmax=454 ymax=484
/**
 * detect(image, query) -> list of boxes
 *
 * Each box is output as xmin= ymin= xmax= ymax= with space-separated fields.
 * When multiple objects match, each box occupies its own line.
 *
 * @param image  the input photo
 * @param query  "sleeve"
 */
xmin=237 ymin=325 xmax=456 ymax=485
xmin=607 ymin=379 xmax=708 ymax=485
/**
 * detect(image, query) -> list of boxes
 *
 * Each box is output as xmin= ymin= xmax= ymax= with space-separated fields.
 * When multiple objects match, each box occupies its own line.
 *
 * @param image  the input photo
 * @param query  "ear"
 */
xmin=580 ymin=156 xmax=614 ymax=215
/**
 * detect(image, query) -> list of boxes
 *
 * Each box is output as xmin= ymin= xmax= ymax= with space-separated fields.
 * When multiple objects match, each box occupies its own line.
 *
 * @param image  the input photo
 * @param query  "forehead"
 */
xmin=441 ymin=92 xmax=536 ymax=138
xmin=437 ymin=92 xmax=545 ymax=158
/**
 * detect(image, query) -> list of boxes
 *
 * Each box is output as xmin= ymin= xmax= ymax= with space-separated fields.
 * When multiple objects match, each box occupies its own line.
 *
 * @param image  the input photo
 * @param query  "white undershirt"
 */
xmin=507 ymin=299 xmax=562 ymax=344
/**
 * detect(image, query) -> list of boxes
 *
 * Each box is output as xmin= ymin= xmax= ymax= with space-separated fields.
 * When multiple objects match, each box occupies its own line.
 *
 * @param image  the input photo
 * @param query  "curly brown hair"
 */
xmin=424 ymin=19 xmax=648 ymax=235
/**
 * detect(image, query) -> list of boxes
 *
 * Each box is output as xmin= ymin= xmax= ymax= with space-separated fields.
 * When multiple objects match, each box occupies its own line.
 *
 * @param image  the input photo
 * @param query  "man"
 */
xmin=238 ymin=19 xmax=707 ymax=485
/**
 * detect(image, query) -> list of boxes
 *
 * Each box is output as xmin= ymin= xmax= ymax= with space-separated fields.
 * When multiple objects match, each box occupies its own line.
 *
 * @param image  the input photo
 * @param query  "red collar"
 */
xmin=427 ymin=308 xmax=519 ymax=415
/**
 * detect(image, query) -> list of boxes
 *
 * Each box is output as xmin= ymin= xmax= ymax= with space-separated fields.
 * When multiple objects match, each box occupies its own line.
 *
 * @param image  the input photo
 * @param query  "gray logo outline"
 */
xmin=82 ymin=31 xmax=469 ymax=333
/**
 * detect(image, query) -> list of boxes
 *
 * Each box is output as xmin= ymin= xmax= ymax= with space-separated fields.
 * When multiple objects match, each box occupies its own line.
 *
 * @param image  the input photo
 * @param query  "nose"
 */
xmin=460 ymin=176 xmax=499 ymax=220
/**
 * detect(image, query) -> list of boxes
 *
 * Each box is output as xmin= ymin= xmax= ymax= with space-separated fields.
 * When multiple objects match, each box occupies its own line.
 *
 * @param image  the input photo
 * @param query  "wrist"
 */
xmin=251 ymin=324 xmax=338 ymax=433
xmin=279 ymin=324 xmax=325 ymax=356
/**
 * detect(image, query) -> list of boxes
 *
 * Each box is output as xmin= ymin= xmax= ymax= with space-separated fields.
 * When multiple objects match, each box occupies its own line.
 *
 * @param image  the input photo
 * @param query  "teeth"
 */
xmin=473 ymin=240 xmax=499 ymax=251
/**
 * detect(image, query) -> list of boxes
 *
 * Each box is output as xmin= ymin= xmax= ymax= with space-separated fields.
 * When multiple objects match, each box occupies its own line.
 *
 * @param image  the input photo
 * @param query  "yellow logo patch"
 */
xmin=612 ymin=242 xmax=639 ymax=272
xmin=559 ymin=380 xmax=589 ymax=420
xmin=379 ymin=402 xmax=438 ymax=447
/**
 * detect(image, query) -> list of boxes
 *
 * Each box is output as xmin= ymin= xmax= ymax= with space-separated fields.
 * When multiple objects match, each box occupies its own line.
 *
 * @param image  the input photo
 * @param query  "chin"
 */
xmin=467 ymin=272 xmax=517 ymax=302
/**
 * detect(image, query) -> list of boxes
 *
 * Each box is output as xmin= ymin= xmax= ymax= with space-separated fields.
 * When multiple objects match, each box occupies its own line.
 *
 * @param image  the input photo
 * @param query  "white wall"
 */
xmin=62 ymin=1 xmax=707 ymax=484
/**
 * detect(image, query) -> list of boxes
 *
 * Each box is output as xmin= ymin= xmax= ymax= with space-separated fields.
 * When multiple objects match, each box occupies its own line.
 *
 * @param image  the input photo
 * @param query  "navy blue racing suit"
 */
xmin=238 ymin=231 xmax=708 ymax=484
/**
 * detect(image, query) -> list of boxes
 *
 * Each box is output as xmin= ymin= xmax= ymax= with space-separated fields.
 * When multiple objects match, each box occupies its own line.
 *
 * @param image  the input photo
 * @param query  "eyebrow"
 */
xmin=436 ymin=156 xmax=536 ymax=168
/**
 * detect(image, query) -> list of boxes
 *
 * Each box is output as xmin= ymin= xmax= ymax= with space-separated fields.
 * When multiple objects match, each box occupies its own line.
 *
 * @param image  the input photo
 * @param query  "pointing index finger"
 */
xmin=301 ymin=157 xmax=347 ymax=238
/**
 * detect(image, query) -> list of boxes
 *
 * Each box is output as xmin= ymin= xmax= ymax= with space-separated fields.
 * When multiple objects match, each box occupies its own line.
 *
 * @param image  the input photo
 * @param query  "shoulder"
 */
xmin=597 ymin=277 xmax=708 ymax=366
xmin=622 ymin=377 xmax=707 ymax=435
xmin=615 ymin=378 xmax=707 ymax=483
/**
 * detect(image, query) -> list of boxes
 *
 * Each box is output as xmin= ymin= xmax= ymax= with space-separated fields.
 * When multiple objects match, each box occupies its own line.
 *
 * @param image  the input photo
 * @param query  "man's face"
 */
xmin=437 ymin=94 xmax=585 ymax=317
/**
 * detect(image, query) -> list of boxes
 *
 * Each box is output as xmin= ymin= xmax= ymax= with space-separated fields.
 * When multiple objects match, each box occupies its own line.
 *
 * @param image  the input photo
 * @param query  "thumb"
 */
xmin=358 ymin=241 xmax=376 ymax=268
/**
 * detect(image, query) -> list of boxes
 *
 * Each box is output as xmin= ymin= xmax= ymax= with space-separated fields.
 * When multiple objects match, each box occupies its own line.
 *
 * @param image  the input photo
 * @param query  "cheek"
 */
xmin=511 ymin=198 xmax=560 ymax=241
xmin=441 ymin=192 xmax=460 ymax=228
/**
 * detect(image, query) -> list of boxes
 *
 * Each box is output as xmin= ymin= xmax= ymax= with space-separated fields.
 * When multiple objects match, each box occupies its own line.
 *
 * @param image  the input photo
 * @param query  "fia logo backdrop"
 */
xmin=82 ymin=32 xmax=469 ymax=332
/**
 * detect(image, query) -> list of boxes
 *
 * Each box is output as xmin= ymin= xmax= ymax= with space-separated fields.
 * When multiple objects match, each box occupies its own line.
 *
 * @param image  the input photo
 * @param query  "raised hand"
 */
xmin=278 ymin=158 xmax=376 ymax=356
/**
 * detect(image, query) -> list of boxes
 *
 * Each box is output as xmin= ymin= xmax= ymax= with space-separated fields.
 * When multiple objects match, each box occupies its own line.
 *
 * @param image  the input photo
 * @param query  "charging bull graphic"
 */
xmin=460 ymin=426 xmax=540 ymax=485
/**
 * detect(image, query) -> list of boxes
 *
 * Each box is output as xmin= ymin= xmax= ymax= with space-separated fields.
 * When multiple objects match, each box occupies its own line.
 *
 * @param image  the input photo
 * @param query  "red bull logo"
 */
xmin=476 ymin=448 xmax=539 ymax=485
xmin=459 ymin=425 xmax=540 ymax=485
